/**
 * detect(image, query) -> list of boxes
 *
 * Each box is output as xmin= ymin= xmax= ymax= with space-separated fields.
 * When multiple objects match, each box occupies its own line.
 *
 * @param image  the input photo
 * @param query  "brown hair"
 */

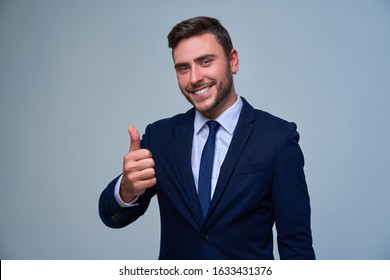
xmin=167 ymin=16 xmax=233 ymax=58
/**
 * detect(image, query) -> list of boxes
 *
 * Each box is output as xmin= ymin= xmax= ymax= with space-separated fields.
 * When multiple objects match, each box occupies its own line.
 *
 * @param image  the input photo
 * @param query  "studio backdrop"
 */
xmin=0 ymin=0 xmax=389 ymax=259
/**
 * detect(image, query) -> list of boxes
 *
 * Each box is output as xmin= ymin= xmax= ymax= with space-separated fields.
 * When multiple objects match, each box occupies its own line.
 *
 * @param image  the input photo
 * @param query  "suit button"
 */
xmin=201 ymin=233 xmax=209 ymax=240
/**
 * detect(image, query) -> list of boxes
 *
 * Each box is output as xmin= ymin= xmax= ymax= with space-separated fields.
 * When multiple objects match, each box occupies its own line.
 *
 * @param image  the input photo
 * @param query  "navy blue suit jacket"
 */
xmin=99 ymin=98 xmax=315 ymax=259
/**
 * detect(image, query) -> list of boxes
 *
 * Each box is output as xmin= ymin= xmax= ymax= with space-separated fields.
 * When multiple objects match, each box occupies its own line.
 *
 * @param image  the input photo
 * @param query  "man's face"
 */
xmin=173 ymin=33 xmax=239 ymax=119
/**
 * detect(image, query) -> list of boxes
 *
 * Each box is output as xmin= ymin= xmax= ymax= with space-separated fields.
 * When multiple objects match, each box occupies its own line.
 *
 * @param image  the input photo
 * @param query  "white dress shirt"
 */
xmin=114 ymin=96 xmax=243 ymax=207
xmin=192 ymin=96 xmax=242 ymax=197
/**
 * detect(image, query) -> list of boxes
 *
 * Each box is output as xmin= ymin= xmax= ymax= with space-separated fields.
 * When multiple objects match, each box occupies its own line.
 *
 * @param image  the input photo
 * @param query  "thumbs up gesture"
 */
xmin=120 ymin=125 xmax=157 ymax=202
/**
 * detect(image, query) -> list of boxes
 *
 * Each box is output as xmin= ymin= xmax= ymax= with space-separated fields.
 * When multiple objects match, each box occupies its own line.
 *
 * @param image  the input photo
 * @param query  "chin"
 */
xmin=195 ymin=104 xmax=218 ymax=118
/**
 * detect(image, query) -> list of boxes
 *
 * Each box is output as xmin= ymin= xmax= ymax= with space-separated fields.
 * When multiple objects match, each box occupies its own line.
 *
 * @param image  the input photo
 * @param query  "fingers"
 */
xmin=122 ymin=155 xmax=156 ymax=196
xmin=128 ymin=125 xmax=141 ymax=152
xmin=125 ymin=168 xmax=157 ymax=190
xmin=123 ymin=153 xmax=155 ymax=173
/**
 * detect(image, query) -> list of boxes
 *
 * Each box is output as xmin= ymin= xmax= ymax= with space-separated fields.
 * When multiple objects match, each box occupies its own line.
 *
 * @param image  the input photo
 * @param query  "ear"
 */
xmin=230 ymin=48 xmax=239 ymax=74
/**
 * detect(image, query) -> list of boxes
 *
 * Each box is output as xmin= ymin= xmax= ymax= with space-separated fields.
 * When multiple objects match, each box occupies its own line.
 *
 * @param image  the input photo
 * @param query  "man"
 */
xmin=99 ymin=16 xmax=315 ymax=260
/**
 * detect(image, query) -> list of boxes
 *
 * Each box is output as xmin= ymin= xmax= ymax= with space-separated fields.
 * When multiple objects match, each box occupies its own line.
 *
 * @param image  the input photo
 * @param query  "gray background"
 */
xmin=1 ymin=0 xmax=389 ymax=260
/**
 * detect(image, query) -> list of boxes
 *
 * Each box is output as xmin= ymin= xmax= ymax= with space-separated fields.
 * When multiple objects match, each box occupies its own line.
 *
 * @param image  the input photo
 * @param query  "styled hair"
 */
xmin=167 ymin=16 xmax=233 ymax=58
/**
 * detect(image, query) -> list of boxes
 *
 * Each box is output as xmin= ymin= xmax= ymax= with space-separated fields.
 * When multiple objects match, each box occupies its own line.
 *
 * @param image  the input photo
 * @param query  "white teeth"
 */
xmin=194 ymin=87 xmax=210 ymax=95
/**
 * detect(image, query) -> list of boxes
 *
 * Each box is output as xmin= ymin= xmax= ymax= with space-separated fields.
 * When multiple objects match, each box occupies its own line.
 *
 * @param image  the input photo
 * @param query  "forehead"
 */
xmin=172 ymin=33 xmax=224 ymax=63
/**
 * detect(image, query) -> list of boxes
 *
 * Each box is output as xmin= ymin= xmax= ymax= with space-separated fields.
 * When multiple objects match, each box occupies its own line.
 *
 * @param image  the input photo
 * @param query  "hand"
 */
xmin=120 ymin=125 xmax=157 ymax=202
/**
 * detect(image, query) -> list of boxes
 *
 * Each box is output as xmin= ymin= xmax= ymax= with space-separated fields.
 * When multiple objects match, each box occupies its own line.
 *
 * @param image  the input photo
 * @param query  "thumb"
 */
xmin=128 ymin=125 xmax=141 ymax=152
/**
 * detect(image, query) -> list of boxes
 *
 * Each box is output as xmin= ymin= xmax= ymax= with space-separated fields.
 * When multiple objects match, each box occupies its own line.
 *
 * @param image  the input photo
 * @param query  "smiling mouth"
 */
xmin=193 ymin=86 xmax=211 ymax=95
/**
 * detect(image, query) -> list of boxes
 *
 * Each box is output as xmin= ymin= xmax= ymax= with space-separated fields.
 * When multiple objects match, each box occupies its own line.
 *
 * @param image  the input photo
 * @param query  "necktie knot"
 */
xmin=206 ymin=120 xmax=220 ymax=134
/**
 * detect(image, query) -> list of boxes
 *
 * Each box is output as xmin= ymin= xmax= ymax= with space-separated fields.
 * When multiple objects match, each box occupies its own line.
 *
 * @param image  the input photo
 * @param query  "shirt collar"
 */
xmin=194 ymin=95 xmax=243 ymax=135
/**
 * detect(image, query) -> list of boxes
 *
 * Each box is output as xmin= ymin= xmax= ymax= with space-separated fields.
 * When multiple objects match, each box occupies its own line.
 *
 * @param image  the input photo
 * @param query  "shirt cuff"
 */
xmin=114 ymin=174 xmax=139 ymax=207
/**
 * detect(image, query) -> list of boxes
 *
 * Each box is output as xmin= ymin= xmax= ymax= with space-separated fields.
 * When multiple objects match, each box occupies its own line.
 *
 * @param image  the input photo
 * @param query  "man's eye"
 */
xmin=202 ymin=59 xmax=210 ymax=65
xmin=177 ymin=66 xmax=188 ymax=73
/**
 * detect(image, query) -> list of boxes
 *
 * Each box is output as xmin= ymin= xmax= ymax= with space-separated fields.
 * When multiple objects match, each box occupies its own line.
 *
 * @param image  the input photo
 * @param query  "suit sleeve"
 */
xmin=98 ymin=175 xmax=156 ymax=228
xmin=272 ymin=122 xmax=315 ymax=259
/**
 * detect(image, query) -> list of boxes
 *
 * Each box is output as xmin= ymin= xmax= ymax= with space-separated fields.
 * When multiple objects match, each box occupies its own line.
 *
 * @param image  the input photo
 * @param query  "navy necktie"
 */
xmin=198 ymin=120 xmax=220 ymax=217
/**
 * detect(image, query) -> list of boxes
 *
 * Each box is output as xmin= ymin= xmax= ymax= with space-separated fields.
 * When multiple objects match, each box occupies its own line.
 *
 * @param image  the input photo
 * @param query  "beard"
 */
xmin=180 ymin=65 xmax=234 ymax=117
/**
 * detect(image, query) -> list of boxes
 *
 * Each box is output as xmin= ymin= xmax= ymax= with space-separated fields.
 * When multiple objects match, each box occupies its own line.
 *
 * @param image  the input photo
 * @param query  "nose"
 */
xmin=190 ymin=66 xmax=203 ymax=85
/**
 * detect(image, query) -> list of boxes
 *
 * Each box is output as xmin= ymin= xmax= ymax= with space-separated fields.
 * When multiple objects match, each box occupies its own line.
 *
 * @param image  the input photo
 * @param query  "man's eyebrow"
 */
xmin=194 ymin=54 xmax=217 ymax=63
xmin=174 ymin=62 xmax=189 ymax=69
xmin=174 ymin=54 xmax=218 ymax=69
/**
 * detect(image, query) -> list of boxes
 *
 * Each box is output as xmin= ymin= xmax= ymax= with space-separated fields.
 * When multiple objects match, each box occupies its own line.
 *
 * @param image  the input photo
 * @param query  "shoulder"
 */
xmin=254 ymin=108 xmax=290 ymax=126
xmin=241 ymin=97 xmax=295 ymax=131
xmin=145 ymin=107 xmax=195 ymax=131
xmin=239 ymin=98 xmax=300 ymax=148
xmin=140 ymin=108 xmax=195 ymax=148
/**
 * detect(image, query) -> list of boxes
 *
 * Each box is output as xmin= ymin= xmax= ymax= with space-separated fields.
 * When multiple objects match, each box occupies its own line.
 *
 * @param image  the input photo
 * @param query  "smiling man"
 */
xmin=99 ymin=16 xmax=315 ymax=260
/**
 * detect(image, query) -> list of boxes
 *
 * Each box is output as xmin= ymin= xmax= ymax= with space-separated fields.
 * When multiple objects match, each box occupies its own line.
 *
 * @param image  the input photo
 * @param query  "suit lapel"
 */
xmin=208 ymin=98 xmax=255 ymax=218
xmin=174 ymin=108 xmax=205 ymax=226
